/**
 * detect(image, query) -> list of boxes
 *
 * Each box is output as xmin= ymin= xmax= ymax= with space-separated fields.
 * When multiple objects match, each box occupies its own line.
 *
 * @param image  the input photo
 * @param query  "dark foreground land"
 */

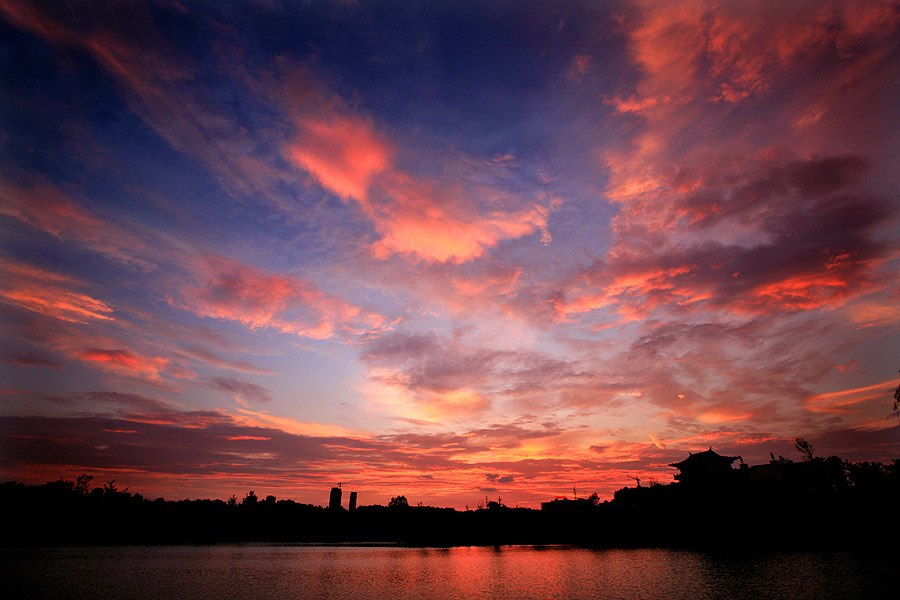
xmin=3 ymin=456 xmax=899 ymax=549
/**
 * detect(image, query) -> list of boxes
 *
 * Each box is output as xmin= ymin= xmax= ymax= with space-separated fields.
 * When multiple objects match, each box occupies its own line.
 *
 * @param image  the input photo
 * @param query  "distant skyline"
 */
xmin=1 ymin=0 xmax=899 ymax=508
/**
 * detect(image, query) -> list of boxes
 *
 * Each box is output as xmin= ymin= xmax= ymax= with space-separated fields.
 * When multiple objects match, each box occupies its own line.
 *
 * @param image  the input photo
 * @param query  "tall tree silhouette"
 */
xmin=794 ymin=438 xmax=815 ymax=461
xmin=893 ymin=372 xmax=900 ymax=425
xmin=388 ymin=495 xmax=409 ymax=509
xmin=75 ymin=474 xmax=93 ymax=496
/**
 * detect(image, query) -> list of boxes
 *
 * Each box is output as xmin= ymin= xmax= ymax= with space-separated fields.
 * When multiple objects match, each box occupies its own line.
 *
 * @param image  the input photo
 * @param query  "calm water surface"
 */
xmin=2 ymin=545 xmax=895 ymax=600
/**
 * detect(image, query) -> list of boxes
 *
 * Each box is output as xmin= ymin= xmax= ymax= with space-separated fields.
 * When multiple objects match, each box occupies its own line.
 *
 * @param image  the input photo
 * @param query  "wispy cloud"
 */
xmin=0 ymin=260 xmax=114 ymax=323
xmin=0 ymin=172 xmax=149 ymax=264
xmin=175 ymin=255 xmax=385 ymax=340
xmin=208 ymin=376 xmax=272 ymax=405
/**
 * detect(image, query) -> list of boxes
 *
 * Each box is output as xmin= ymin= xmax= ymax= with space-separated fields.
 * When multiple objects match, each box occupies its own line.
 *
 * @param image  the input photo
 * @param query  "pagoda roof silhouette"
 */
xmin=669 ymin=447 xmax=742 ymax=470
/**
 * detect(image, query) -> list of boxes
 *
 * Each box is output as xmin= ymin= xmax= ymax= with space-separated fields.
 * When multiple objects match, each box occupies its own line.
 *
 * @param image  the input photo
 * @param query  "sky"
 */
xmin=1 ymin=0 xmax=899 ymax=509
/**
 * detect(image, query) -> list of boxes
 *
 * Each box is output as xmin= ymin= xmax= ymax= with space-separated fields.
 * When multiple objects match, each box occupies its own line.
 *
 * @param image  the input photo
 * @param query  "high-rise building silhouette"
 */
xmin=349 ymin=491 xmax=357 ymax=511
xmin=329 ymin=486 xmax=342 ymax=510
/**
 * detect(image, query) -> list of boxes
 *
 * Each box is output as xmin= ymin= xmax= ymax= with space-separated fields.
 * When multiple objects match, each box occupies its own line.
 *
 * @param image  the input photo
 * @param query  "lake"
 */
xmin=2 ymin=545 xmax=895 ymax=599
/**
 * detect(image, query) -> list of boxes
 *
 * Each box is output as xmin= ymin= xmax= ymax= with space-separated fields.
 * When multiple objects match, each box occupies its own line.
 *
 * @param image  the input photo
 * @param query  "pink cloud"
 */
xmin=274 ymin=69 xmax=555 ymax=264
xmin=176 ymin=256 xmax=384 ymax=340
xmin=622 ymin=0 xmax=899 ymax=111
xmin=368 ymin=175 xmax=552 ymax=263
xmin=284 ymin=100 xmax=554 ymax=263
xmin=606 ymin=94 xmax=664 ymax=115
xmin=285 ymin=101 xmax=554 ymax=263
xmin=288 ymin=115 xmax=392 ymax=202
xmin=1 ymin=0 xmax=556 ymax=267
xmin=452 ymin=266 xmax=522 ymax=299
xmin=177 ymin=346 xmax=275 ymax=375
xmin=556 ymin=151 xmax=895 ymax=325
xmin=605 ymin=0 xmax=899 ymax=224
xmin=567 ymin=54 xmax=592 ymax=82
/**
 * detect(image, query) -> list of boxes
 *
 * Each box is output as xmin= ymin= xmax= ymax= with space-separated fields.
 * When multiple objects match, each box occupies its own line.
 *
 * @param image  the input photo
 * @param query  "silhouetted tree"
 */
xmin=227 ymin=494 xmax=237 ymax=506
xmin=388 ymin=495 xmax=409 ymax=509
xmin=893 ymin=373 xmax=900 ymax=424
xmin=242 ymin=490 xmax=258 ymax=505
xmin=770 ymin=452 xmax=792 ymax=464
xmin=75 ymin=474 xmax=93 ymax=496
xmin=45 ymin=478 xmax=74 ymax=496
xmin=823 ymin=455 xmax=850 ymax=491
xmin=794 ymin=438 xmax=815 ymax=461
xmin=848 ymin=461 xmax=888 ymax=490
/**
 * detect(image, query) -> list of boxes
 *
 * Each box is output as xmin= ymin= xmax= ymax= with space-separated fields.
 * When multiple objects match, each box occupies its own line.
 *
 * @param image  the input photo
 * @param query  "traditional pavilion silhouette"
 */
xmin=668 ymin=447 xmax=745 ymax=485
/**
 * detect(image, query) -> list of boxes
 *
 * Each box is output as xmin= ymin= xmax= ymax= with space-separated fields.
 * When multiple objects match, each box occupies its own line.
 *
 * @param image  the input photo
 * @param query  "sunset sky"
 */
xmin=2 ymin=0 xmax=899 ymax=508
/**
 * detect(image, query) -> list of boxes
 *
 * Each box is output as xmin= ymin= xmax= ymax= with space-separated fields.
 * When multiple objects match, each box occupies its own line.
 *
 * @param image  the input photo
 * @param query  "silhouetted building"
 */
xmin=329 ymin=486 xmax=342 ymax=510
xmin=349 ymin=491 xmax=357 ymax=511
xmin=669 ymin=448 xmax=742 ymax=485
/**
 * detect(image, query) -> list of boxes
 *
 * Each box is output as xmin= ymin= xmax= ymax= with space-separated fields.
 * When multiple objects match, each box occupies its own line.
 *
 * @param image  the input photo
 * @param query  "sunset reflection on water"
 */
xmin=2 ymin=545 xmax=893 ymax=600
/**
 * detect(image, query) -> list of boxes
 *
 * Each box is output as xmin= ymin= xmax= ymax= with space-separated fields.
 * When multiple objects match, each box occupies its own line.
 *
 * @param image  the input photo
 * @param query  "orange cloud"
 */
xmin=740 ymin=273 xmax=853 ymax=313
xmin=697 ymin=410 xmax=754 ymax=424
xmin=424 ymin=389 xmax=491 ymax=420
xmin=75 ymin=348 xmax=169 ymax=379
xmin=845 ymin=300 xmax=900 ymax=328
xmin=554 ymin=265 xmax=701 ymax=319
xmin=0 ymin=260 xmax=114 ymax=323
xmin=589 ymin=439 xmax=665 ymax=463
xmin=370 ymin=177 xmax=551 ymax=263
xmin=233 ymin=408 xmax=363 ymax=438
xmin=804 ymin=379 xmax=899 ymax=415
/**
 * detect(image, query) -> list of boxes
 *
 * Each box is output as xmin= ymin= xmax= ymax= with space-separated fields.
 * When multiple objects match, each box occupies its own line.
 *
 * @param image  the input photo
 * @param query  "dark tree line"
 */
xmin=2 ymin=449 xmax=898 ymax=548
